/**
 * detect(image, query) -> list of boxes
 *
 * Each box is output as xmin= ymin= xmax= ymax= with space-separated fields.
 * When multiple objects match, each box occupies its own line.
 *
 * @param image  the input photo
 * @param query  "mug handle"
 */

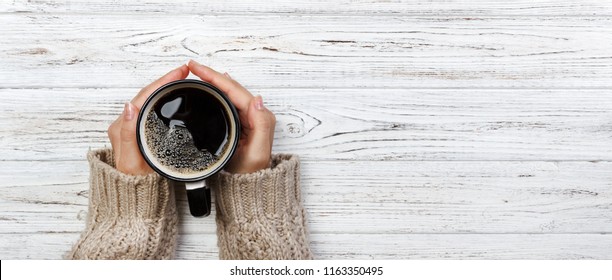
xmin=185 ymin=181 xmax=211 ymax=217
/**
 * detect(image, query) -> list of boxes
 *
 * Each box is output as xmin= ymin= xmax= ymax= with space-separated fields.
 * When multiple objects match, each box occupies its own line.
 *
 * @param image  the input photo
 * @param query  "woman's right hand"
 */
xmin=107 ymin=60 xmax=276 ymax=176
xmin=187 ymin=60 xmax=277 ymax=174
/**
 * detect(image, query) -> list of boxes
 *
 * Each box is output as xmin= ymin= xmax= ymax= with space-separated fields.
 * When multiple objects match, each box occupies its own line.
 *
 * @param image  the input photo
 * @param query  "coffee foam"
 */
xmin=138 ymin=81 xmax=238 ymax=180
xmin=144 ymin=111 xmax=217 ymax=175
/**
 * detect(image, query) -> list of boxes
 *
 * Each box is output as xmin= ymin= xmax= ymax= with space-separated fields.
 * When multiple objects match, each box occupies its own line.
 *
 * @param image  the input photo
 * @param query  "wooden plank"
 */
xmin=1 ymin=233 xmax=610 ymax=259
xmin=1 ymin=88 xmax=611 ymax=161
xmin=309 ymin=233 xmax=612 ymax=259
xmin=2 ymin=15 xmax=612 ymax=89
xmin=1 ymin=160 xmax=611 ymax=235
xmin=0 ymin=233 xmax=83 ymax=259
xmin=2 ymin=1 xmax=612 ymax=16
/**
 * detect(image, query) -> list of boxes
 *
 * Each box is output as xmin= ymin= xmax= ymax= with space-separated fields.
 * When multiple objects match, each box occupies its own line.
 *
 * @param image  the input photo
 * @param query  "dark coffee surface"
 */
xmin=144 ymin=88 xmax=230 ymax=175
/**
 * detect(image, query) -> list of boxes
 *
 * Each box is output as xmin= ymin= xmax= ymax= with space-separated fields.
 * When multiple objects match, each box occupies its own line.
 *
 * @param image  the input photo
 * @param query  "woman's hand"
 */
xmin=188 ymin=60 xmax=276 ymax=174
xmin=107 ymin=65 xmax=190 ymax=175
xmin=107 ymin=61 xmax=275 ymax=175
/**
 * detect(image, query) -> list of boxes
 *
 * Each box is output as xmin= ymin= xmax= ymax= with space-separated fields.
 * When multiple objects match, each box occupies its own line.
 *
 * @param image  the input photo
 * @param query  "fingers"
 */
xmin=107 ymin=117 xmax=122 ymax=164
xmin=187 ymin=60 xmax=253 ymax=111
xmin=108 ymin=65 xmax=189 ymax=175
xmin=244 ymin=96 xmax=276 ymax=170
xmin=132 ymin=64 xmax=189 ymax=109
xmin=116 ymin=102 xmax=152 ymax=175
xmin=109 ymin=62 xmax=275 ymax=175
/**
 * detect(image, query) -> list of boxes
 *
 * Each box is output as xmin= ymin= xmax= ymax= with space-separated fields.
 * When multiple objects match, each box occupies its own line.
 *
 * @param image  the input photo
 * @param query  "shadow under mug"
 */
xmin=136 ymin=79 xmax=240 ymax=217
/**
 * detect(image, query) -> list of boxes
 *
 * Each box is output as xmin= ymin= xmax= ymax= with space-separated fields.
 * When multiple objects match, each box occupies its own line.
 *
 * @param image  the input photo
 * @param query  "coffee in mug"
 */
xmin=136 ymin=79 xmax=240 ymax=217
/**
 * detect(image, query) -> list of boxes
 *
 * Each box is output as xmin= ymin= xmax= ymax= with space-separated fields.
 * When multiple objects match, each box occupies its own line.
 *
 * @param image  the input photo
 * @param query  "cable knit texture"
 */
xmin=67 ymin=149 xmax=178 ymax=259
xmin=67 ymin=149 xmax=312 ymax=260
xmin=207 ymin=154 xmax=313 ymax=260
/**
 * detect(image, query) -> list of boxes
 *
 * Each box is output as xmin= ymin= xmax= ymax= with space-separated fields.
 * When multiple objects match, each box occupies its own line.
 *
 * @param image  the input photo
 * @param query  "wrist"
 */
xmin=225 ymin=154 xmax=272 ymax=174
xmin=87 ymin=148 xmax=174 ymax=219
xmin=208 ymin=153 xmax=301 ymax=221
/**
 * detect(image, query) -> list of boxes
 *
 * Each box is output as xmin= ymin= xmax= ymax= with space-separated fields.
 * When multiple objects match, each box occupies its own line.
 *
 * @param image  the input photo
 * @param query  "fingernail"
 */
xmin=124 ymin=102 xmax=135 ymax=121
xmin=190 ymin=59 xmax=201 ymax=67
xmin=223 ymin=72 xmax=231 ymax=78
xmin=255 ymin=95 xmax=264 ymax=111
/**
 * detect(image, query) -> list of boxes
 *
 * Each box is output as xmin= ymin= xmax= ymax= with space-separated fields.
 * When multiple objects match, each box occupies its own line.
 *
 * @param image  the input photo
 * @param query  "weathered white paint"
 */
xmin=1 ymin=15 xmax=612 ymax=88
xmin=1 ymin=159 xmax=611 ymax=258
xmin=1 ymin=88 xmax=611 ymax=161
xmin=2 ymin=1 xmax=612 ymax=16
xmin=0 ymin=1 xmax=611 ymax=259
xmin=1 ymin=232 xmax=611 ymax=260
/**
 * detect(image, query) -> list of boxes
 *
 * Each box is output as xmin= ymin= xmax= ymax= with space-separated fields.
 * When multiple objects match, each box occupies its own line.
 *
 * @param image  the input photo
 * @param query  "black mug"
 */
xmin=136 ymin=79 xmax=240 ymax=217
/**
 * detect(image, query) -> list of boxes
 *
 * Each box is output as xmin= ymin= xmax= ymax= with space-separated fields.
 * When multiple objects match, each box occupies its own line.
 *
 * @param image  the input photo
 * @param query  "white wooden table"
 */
xmin=1 ymin=1 xmax=611 ymax=259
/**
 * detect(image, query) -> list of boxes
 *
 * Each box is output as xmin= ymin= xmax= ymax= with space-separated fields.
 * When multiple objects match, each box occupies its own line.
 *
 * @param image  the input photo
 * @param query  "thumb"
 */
xmin=245 ymin=95 xmax=275 ymax=169
xmin=117 ymin=102 xmax=151 ymax=175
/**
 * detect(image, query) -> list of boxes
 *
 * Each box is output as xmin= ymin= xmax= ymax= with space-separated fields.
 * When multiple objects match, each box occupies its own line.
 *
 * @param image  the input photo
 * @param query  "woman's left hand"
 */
xmin=107 ymin=65 xmax=189 ymax=175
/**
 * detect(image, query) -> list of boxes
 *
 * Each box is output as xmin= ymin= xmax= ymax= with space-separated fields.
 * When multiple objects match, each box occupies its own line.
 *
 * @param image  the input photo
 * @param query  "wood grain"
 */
xmin=2 ymin=14 xmax=612 ymax=89
xmin=2 ymin=233 xmax=611 ymax=259
xmin=309 ymin=233 xmax=612 ymax=259
xmin=2 ymin=0 xmax=612 ymax=260
xmin=1 ymin=88 xmax=611 ymax=161
xmin=3 ymin=1 xmax=612 ymax=16
xmin=1 ymin=160 xmax=611 ymax=236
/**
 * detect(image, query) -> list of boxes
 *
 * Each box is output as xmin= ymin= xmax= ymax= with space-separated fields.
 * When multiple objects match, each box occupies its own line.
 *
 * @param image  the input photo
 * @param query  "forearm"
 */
xmin=208 ymin=154 xmax=313 ymax=260
xmin=67 ymin=148 xmax=178 ymax=260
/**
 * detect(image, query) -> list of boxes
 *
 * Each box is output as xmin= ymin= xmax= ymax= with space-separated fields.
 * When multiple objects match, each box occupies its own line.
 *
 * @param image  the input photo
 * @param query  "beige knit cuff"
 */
xmin=208 ymin=154 xmax=303 ymax=222
xmin=87 ymin=148 xmax=172 ymax=220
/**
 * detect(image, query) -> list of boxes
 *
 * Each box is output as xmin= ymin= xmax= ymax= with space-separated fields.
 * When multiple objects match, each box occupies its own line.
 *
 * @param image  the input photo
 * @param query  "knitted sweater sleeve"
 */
xmin=67 ymin=149 xmax=178 ymax=260
xmin=207 ymin=154 xmax=313 ymax=259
